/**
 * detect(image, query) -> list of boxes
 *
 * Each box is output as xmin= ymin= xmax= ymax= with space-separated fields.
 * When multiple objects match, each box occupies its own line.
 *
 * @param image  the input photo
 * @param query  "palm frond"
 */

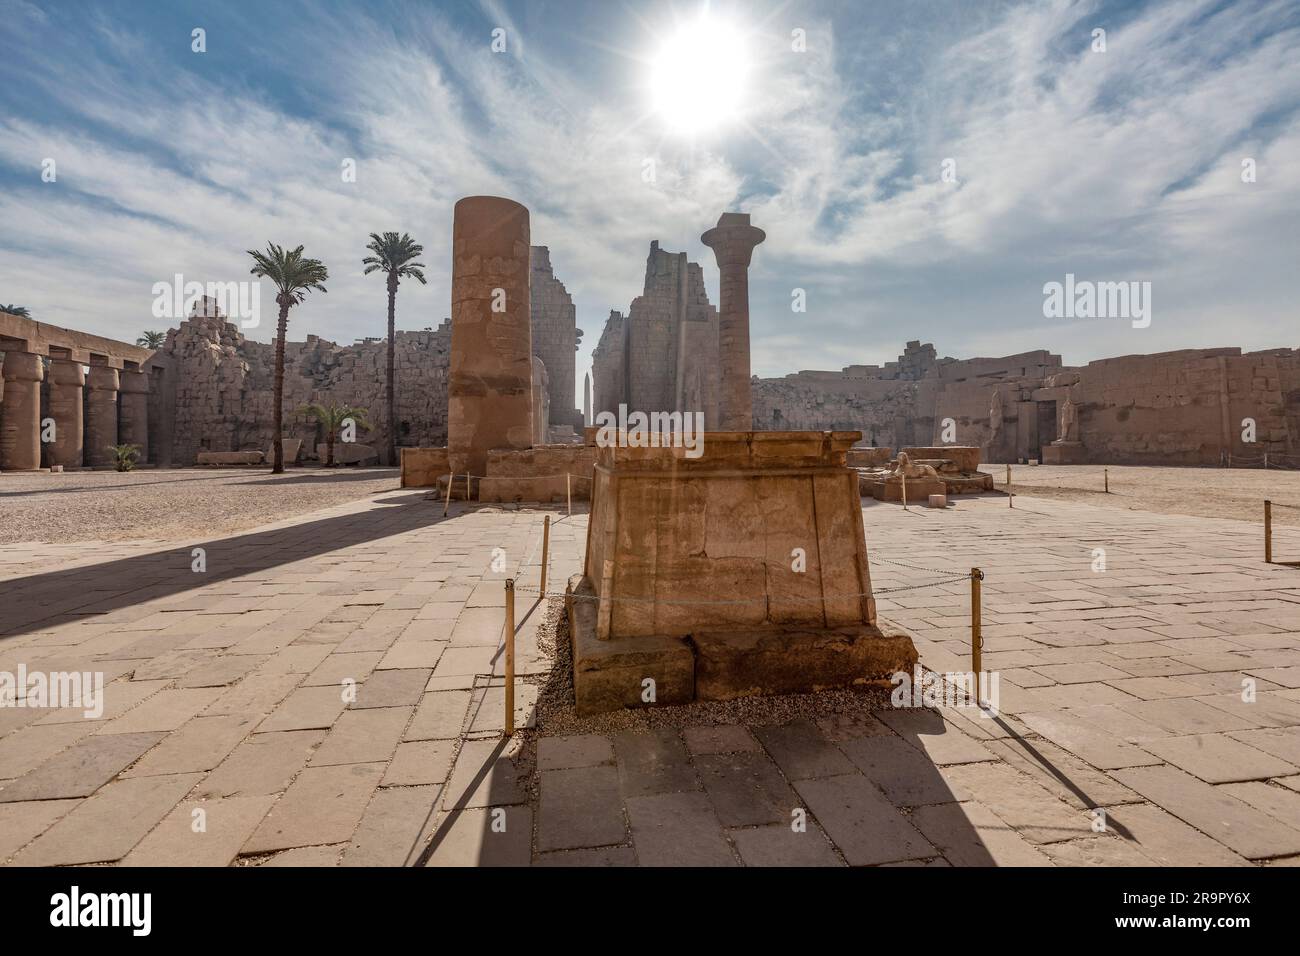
xmin=247 ymin=243 xmax=329 ymax=301
xmin=363 ymin=232 xmax=426 ymax=283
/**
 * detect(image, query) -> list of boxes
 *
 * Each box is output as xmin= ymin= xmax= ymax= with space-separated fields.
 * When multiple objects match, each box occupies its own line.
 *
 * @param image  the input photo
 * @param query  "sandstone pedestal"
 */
xmin=871 ymin=475 xmax=948 ymax=504
xmin=1041 ymin=441 xmax=1086 ymax=465
xmin=568 ymin=430 xmax=917 ymax=714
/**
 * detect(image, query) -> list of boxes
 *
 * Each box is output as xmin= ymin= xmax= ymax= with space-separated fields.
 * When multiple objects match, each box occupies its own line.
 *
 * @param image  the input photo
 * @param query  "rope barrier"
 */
xmin=436 ymin=469 xmax=589 ymax=482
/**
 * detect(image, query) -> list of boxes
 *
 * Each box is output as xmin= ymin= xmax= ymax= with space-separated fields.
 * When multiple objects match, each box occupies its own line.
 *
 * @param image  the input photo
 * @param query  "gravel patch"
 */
xmin=523 ymin=595 xmax=894 ymax=741
xmin=0 ymin=467 xmax=400 ymax=544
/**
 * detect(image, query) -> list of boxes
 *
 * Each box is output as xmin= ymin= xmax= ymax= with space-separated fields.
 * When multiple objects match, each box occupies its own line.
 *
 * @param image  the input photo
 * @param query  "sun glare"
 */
xmin=649 ymin=14 xmax=750 ymax=136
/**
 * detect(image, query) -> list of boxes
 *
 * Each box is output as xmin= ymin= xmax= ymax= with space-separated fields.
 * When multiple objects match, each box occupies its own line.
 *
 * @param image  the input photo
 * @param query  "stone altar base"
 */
xmin=567 ymin=431 xmax=917 ymax=714
xmin=1041 ymin=441 xmax=1086 ymax=465
xmin=867 ymin=475 xmax=948 ymax=503
xmin=400 ymin=444 xmax=594 ymax=501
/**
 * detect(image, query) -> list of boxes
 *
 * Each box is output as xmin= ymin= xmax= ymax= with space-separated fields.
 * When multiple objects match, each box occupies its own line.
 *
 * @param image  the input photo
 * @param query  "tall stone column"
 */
xmin=0 ymin=350 xmax=43 ymax=471
xmin=448 ymin=196 xmax=532 ymax=477
xmin=85 ymin=365 xmax=120 ymax=468
xmin=47 ymin=359 xmax=85 ymax=469
xmin=701 ymin=212 xmax=765 ymax=431
xmin=118 ymin=368 xmax=150 ymax=463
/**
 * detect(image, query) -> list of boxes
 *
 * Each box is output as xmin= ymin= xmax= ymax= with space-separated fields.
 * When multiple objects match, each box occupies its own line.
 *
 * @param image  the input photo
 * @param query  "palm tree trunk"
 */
xmin=272 ymin=301 xmax=289 ymax=474
xmin=386 ymin=275 xmax=397 ymax=467
xmin=326 ymin=430 xmax=335 ymax=467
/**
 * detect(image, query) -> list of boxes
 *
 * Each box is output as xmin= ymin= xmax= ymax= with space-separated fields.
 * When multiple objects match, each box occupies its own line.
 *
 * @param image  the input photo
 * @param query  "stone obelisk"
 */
xmin=701 ymin=212 xmax=765 ymax=431
xmin=447 ymin=196 xmax=533 ymax=479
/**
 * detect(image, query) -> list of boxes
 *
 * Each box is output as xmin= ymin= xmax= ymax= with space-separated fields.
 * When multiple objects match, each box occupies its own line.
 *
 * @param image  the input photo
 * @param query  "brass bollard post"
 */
xmin=1265 ymin=500 xmax=1272 ymax=564
xmin=1104 ymin=467 xmax=1109 ymax=494
xmin=540 ymin=514 xmax=551 ymax=595
xmin=971 ymin=568 xmax=983 ymax=706
xmin=443 ymin=473 xmax=453 ymax=517
xmin=901 ymin=470 xmax=909 ymax=511
xmin=566 ymin=472 xmax=572 ymax=516
xmin=504 ymin=578 xmax=515 ymax=736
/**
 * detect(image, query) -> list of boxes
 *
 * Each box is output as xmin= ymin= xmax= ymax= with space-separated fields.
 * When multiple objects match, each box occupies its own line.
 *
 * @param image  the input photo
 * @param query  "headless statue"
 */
xmin=1059 ymin=398 xmax=1079 ymax=443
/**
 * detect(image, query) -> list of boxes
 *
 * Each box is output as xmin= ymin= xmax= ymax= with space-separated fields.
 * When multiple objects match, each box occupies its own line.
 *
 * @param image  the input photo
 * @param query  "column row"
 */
xmin=0 ymin=351 xmax=149 ymax=471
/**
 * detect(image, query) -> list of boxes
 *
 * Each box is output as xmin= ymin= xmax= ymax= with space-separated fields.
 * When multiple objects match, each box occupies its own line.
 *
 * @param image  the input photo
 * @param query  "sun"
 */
xmin=649 ymin=13 xmax=751 ymax=136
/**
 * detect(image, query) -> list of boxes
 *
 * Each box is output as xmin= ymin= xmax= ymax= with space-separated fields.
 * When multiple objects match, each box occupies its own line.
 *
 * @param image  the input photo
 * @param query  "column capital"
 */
xmin=701 ymin=212 xmax=766 ymax=268
xmin=1 ymin=350 xmax=44 ymax=381
xmin=119 ymin=368 xmax=150 ymax=394
xmin=86 ymin=365 xmax=120 ymax=391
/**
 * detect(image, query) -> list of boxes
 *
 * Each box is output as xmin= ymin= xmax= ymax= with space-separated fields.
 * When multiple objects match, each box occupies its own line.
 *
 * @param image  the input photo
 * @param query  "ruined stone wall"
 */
xmin=626 ymin=242 xmax=684 ymax=415
xmin=591 ymin=310 xmax=626 ymax=418
xmin=751 ymin=344 xmax=1060 ymax=451
xmin=157 ymin=312 xmax=450 ymax=465
xmin=1065 ymin=348 xmax=1300 ymax=464
xmin=158 ymin=243 xmax=586 ymax=467
xmin=529 ymin=246 xmax=581 ymax=427
xmin=752 ymin=340 xmax=1300 ymax=466
xmin=592 ymin=241 xmax=719 ymax=426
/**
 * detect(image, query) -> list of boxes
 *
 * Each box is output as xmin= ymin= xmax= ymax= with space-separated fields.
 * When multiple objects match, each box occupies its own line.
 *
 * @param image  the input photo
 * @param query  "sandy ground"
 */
xmin=0 ymin=467 xmax=401 ymax=544
xmin=1001 ymin=464 xmax=1300 ymax=527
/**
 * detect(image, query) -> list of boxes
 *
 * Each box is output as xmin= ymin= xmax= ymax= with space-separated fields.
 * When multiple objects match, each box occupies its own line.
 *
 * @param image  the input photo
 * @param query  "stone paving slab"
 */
xmin=243 ymin=762 xmax=385 ymax=853
xmin=729 ymin=821 xmax=844 ymax=867
xmin=13 ymin=773 xmax=203 ymax=865
xmin=538 ymin=765 xmax=626 ymax=851
xmin=0 ymin=731 xmax=163 ymax=802
xmin=625 ymin=791 xmax=738 ymax=866
xmin=121 ymin=794 xmax=278 ymax=867
xmin=1112 ymin=764 xmax=1300 ymax=860
xmin=792 ymin=773 xmax=935 ymax=865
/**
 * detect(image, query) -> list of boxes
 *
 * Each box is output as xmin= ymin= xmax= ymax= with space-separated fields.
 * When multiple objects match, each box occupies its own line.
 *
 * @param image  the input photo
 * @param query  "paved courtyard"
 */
xmin=2 ymin=479 xmax=1299 ymax=866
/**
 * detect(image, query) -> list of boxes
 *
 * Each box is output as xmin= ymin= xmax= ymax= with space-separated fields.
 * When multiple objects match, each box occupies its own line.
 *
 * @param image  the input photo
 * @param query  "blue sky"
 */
xmin=1 ymin=0 xmax=1297 ymax=410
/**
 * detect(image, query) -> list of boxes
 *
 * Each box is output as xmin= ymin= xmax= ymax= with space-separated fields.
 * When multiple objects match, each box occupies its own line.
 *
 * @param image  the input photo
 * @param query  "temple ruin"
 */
xmin=0 ymin=311 xmax=154 ymax=472
xmin=752 ymin=341 xmax=1300 ymax=467
xmin=3 ymin=215 xmax=1297 ymax=478
xmin=591 ymin=240 xmax=721 ymax=429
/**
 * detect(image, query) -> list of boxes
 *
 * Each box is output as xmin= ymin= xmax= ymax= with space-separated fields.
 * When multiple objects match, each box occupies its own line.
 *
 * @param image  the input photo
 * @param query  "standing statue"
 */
xmin=1059 ymin=397 xmax=1079 ymax=443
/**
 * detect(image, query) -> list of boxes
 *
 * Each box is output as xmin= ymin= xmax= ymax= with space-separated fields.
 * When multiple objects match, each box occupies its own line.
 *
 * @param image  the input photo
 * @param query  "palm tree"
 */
xmin=247 ymin=243 xmax=329 ymax=474
xmin=1 ymin=304 xmax=31 ymax=318
xmin=136 ymin=331 xmax=166 ymax=349
xmin=363 ymin=232 xmax=426 ymax=467
xmin=300 ymin=402 xmax=371 ymax=467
